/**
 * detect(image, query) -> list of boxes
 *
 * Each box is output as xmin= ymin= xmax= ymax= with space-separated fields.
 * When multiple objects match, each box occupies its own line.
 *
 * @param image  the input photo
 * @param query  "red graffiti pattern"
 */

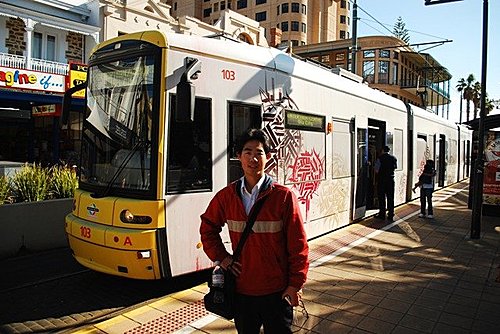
xmin=288 ymin=149 xmax=324 ymax=215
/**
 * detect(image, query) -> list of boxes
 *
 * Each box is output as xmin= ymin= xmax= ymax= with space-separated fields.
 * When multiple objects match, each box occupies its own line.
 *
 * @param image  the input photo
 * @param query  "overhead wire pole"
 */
xmin=351 ymin=0 xmax=358 ymax=74
xmin=425 ymin=0 xmax=487 ymax=239
xmin=471 ymin=0 xmax=489 ymax=239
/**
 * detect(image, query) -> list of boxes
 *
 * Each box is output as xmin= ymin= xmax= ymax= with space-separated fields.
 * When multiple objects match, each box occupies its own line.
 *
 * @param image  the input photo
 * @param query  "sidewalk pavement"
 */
xmin=72 ymin=180 xmax=500 ymax=334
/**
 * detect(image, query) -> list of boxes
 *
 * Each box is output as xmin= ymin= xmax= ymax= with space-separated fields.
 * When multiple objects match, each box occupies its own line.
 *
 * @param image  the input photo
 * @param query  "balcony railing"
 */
xmin=0 ymin=52 xmax=69 ymax=76
xmin=400 ymin=78 xmax=450 ymax=99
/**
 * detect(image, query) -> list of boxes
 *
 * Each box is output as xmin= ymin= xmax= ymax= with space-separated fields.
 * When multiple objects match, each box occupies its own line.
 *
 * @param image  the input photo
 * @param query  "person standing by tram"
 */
xmin=374 ymin=145 xmax=398 ymax=221
xmin=200 ymin=129 xmax=309 ymax=334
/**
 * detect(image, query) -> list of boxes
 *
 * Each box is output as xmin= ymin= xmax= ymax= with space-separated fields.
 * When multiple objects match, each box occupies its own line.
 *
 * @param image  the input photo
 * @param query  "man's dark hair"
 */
xmin=383 ymin=145 xmax=390 ymax=153
xmin=235 ymin=128 xmax=271 ymax=154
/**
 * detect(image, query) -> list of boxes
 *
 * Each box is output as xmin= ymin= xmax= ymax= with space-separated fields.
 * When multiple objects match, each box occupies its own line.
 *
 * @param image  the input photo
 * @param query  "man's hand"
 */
xmin=282 ymin=286 xmax=300 ymax=307
xmin=220 ymin=255 xmax=242 ymax=277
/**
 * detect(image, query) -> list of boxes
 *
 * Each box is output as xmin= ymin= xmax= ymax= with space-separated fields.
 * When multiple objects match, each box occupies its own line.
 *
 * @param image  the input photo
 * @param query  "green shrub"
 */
xmin=0 ymin=176 xmax=11 ymax=205
xmin=49 ymin=165 xmax=78 ymax=199
xmin=11 ymin=163 xmax=50 ymax=202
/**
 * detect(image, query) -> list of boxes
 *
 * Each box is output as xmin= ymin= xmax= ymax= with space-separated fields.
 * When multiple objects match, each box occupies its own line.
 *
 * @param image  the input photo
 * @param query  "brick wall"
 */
xmin=66 ymin=32 xmax=83 ymax=62
xmin=5 ymin=18 xmax=26 ymax=56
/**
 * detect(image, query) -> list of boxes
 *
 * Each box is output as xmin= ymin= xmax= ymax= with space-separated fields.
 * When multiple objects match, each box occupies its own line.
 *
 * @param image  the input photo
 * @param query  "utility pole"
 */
xmin=351 ymin=0 xmax=358 ymax=74
xmin=470 ymin=0 xmax=489 ymax=239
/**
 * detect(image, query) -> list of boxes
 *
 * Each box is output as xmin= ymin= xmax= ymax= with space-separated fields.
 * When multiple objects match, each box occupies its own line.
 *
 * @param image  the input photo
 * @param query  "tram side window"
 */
xmin=167 ymin=95 xmax=212 ymax=193
xmin=391 ymin=128 xmax=403 ymax=171
xmin=331 ymin=121 xmax=351 ymax=179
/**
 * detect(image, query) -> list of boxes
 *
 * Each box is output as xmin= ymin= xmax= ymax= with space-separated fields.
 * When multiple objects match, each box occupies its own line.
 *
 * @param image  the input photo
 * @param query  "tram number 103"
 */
xmin=80 ymin=226 xmax=92 ymax=239
xmin=221 ymin=69 xmax=235 ymax=81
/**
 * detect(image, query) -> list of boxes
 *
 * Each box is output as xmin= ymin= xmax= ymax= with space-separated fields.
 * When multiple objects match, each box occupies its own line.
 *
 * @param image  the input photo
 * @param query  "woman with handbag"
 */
xmin=200 ymin=129 xmax=309 ymax=333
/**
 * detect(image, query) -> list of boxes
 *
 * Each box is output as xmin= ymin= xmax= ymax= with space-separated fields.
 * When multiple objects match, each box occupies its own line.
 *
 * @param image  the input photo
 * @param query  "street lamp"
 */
xmin=425 ymin=0 xmax=463 ymax=4
xmin=425 ymin=0 xmax=488 ymax=239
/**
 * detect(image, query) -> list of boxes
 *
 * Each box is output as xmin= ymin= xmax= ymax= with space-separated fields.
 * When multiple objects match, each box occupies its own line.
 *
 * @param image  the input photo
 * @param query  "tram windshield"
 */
xmin=79 ymin=49 xmax=158 ymax=197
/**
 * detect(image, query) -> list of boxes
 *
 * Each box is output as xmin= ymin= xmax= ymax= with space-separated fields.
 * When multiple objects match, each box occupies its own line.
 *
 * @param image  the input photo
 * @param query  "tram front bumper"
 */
xmin=65 ymin=214 xmax=162 ymax=280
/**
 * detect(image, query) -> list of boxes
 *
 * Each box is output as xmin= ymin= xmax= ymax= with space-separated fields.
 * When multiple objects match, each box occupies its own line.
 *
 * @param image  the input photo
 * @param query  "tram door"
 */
xmin=367 ymin=119 xmax=387 ymax=211
xmin=227 ymin=102 xmax=262 ymax=184
xmin=353 ymin=116 xmax=368 ymax=220
xmin=436 ymin=134 xmax=446 ymax=187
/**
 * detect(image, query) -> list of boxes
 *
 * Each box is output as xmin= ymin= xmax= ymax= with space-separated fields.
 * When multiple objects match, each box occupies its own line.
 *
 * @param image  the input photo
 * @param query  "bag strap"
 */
xmin=232 ymin=196 xmax=266 ymax=262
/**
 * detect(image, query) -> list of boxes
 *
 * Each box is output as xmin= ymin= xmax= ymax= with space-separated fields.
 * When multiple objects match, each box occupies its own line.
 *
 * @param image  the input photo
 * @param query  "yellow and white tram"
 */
xmin=63 ymin=31 xmax=471 ymax=280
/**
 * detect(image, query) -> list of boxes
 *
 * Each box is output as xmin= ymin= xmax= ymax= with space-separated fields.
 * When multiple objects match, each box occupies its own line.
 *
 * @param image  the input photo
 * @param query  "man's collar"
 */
xmin=240 ymin=174 xmax=266 ymax=194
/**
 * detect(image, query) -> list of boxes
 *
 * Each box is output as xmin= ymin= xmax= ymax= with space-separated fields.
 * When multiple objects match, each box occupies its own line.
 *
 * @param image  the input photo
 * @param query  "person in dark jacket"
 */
xmin=374 ymin=145 xmax=398 ymax=221
xmin=200 ymin=129 xmax=309 ymax=334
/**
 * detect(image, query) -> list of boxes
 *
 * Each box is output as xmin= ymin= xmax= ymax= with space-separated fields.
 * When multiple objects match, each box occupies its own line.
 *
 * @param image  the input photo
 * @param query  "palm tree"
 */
xmin=485 ymin=97 xmax=495 ymax=116
xmin=456 ymin=78 xmax=467 ymax=123
xmin=460 ymin=74 xmax=476 ymax=122
xmin=472 ymin=81 xmax=481 ymax=119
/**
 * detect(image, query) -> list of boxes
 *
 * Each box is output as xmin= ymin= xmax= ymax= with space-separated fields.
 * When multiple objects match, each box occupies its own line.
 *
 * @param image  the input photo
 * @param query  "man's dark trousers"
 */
xmin=378 ymin=177 xmax=395 ymax=218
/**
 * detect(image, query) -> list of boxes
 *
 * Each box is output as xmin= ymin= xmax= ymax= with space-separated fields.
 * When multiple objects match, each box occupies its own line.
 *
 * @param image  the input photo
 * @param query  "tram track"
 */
xmin=0 ymin=249 xmax=209 ymax=333
xmin=0 ymin=269 xmax=91 ymax=294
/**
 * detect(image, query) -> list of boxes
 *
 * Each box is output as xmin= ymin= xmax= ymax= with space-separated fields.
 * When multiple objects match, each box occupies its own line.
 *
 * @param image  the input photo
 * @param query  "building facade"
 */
xmin=167 ymin=0 xmax=350 ymax=47
xmin=0 ymin=0 xmax=99 ymax=164
xmin=294 ymin=36 xmax=452 ymax=117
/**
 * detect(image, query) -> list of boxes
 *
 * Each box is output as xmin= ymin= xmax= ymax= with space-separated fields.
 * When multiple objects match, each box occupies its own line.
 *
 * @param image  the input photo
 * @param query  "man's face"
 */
xmin=237 ymin=140 xmax=271 ymax=178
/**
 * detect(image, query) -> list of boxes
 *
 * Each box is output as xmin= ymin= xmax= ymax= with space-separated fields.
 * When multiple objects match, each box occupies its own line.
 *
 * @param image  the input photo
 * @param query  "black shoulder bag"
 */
xmin=203 ymin=197 xmax=266 ymax=320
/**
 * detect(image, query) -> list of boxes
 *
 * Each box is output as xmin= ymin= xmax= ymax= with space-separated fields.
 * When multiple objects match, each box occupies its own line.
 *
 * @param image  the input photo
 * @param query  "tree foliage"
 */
xmin=393 ymin=16 xmax=410 ymax=44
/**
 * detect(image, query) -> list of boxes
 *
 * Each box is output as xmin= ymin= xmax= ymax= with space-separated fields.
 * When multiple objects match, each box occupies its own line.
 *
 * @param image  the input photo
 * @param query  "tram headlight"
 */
xmin=120 ymin=210 xmax=152 ymax=224
xmin=137 ymin=250 xmax=151 ymax=259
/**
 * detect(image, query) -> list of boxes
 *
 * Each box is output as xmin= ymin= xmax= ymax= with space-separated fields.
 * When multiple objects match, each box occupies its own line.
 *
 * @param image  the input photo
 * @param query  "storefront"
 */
xmin=0 ymin=64 xmax=85 ymax=166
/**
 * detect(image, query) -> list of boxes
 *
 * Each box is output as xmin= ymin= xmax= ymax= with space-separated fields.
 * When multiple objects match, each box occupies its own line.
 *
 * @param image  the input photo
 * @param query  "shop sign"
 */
xmin=483 ymin=131 xmax=500 ymax=206
xmin=32 ymin=104 xmax=62 ymax=117
xmin=0 ymin=66 xmax=65 ymax=93
xmin=68 ymin=62 xmax=87 ymax=98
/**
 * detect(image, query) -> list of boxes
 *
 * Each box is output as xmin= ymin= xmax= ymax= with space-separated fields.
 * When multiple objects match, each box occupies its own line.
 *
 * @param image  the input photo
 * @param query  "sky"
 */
xmin=355 ymin=0 xmax=499 ymax=122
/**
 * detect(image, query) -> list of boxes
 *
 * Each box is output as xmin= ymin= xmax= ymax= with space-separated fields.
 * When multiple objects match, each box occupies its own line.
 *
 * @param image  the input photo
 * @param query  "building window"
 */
xmin=341 ymin=0 xmax=346 ymax=8
xmin=393 ymin=51 xmax=399 ymax=60
xmin=174 ymin=2 xmax=177 ymax=10
xmin=336 ymin=53 xmax=345 ymax=61
xmin=228 ymin=1 xmax=232 ymax=9
xmin=392 ymin=63 xmax=398 ymax=84
xmin=363 ymin=50 xmax=375 ymax=58
xmin=237 ymin=0 xmax=247 ymax=9
xmin=282 ymin=3 xmax=289 ymax=13
xmin=302 ymin=4 xmax=307 ymax=14
xmin=256 ymin=0 xmax=266 ymax=5
xmin=277 ymin=5 xmax=280 ymax=15
xmin=363 ymin=60 xmax=375 ymax=83
xmin=291 ymin=3 xmax=300 ymax=12
xmin=301 ymin=23 xmax=306 ymax=33
xmin=339 ymin=30 xmax=346 ymax=39
xmin=281 ymin=21 xmax=289 ymax=32
xmin=255 ymin=11 xmax=267 ymax=22
xmin=203 ymin=8 xmax=212 ymax=17
xmin=291 ymin=21 xmax=299 ymax=31
xmin=291 ymin=40 xmax=299 ymax=46
xmin=214 ymin=2 xmax=219 ymax=11
xmin=379 ymin=50 xmax=390 ymax=58
xmin=378 ymin=60 xmax=389 ymax=84
xmin=32 ymin=32 xmax=56 ymax=61
xmin=340 ymin=15 xmax=346 ymax=24
xmin=221 ymin=1 xmax=225 ymax=10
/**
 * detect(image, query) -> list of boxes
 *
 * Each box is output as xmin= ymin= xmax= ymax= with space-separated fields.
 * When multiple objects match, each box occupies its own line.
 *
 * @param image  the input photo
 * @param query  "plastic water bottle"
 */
xmin=212 ymin=261 xmax=224 ymax=304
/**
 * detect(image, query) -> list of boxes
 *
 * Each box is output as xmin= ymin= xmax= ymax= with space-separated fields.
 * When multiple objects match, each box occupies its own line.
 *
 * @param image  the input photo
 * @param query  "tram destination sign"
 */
xmin=285 ymin=110 xmax=325 ymax=132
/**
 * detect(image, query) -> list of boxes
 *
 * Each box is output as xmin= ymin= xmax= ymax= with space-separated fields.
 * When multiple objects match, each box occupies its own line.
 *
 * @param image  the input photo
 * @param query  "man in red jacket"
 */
xmin=200 ymin=129 xmax=309 ymax=333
